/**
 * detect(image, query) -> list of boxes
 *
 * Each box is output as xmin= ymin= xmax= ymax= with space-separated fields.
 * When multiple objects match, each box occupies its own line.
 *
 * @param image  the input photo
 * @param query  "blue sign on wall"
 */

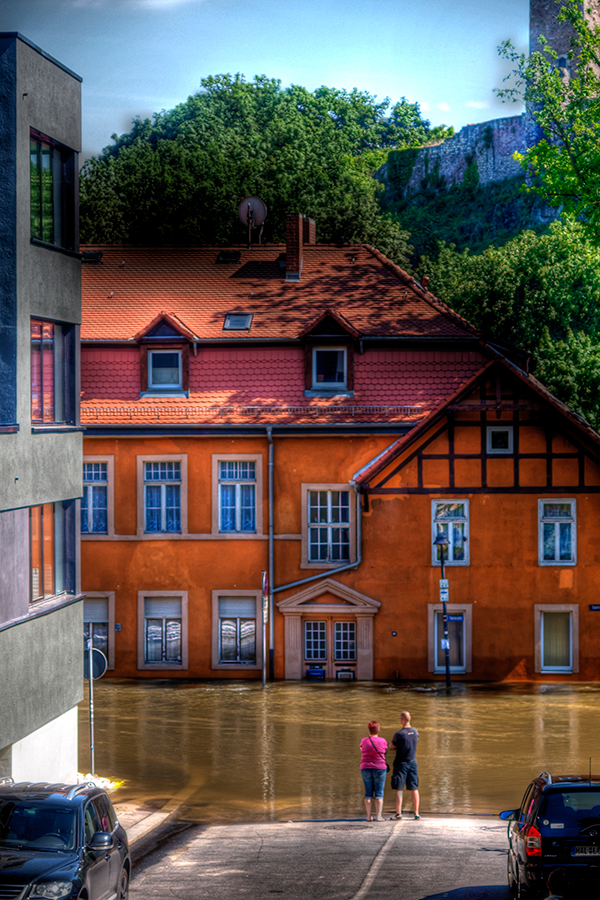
xmin=447 ymin=614 xmax=464 ymax=622
xmin=589 ymin=605 xmax=600 ymax=611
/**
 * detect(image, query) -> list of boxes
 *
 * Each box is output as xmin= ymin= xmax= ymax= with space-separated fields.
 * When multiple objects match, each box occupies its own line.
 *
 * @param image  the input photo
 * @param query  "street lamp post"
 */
xmin=433 ymin=531 xmax=452 ymax=690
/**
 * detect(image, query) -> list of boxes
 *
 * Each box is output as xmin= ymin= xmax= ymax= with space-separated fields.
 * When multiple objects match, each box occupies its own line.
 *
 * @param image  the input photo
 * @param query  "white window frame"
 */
xmin=538 ymin=498 xmax=576 ymax=566
xmin=83 ymin=591 xmax=115 ymax=670
xmin=428 ymin=604 xmax=473 ymax=674
xmin=534 ymin=604 xmax=579 ymax=674
xmin=211 ymin=590 xmax=262 ymax=671
xmin=301 ymin=484 xmax=355 ymax=568
xmin=81 ymin=456 xmax=114 ymax=539
xmin=211 ymin=455 xmax=263 ymax=537
xmin=217 ymin=460 xmax=257 ymax=533
xmin=147 ymin=349 xmax=182 ymax=391
xmin=137 ymin=590 xmax=188 ymax=670
xmin=312 ymin=346 xmax=347 ymax=390
xmin=431 ymin=500 xmax=470 ymax=566
xmin=136 ymin=455 xmax=188 ymax=538
xmin=486 ymin=425 xmax=513 ymax=454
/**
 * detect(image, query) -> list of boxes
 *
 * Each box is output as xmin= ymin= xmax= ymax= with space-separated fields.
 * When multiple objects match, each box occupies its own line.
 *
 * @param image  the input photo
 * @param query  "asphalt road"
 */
xmin=129 ymin=816 xmax=512 ymax=900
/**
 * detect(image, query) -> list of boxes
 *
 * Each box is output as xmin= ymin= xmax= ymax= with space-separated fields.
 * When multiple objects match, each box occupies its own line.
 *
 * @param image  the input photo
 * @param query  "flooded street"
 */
xmin=79 ymin=680 xmax=600 ymax=824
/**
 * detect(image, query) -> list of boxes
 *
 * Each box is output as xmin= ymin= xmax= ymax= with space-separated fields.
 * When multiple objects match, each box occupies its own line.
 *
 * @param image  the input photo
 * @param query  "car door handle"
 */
xmin=104 ymin=853 xmax=111 ymax=861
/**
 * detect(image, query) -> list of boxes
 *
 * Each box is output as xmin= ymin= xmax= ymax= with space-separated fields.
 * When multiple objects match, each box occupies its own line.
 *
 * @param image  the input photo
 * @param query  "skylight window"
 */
xmin=224 ymin=313 xmax=253 ymax=331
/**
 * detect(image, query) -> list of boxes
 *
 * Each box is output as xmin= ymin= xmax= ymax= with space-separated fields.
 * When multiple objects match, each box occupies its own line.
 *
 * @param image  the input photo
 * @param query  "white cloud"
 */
xmin=465 ymin=100 xmax=490 ymax=109
xmin=419 ymin=101 xmax=431 ymax=111
xmin=437 ymin=102 xmax=451 ymax=112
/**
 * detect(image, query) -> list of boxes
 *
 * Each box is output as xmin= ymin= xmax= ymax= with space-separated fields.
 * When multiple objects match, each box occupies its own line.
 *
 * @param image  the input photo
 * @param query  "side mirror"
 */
xmin=499 ymin=809 xmax=518 ymax=821
xmin=89 ymin=831 xmax=113 ymax=849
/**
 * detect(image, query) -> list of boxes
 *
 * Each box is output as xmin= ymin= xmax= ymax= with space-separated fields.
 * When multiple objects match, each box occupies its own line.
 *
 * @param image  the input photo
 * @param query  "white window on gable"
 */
xmin=218 ymin=461 xmax=256 ymax=533
xmin=312 ymin=347 xmax=347 ymax=390
xmin=487 ymin=425 xmax=513 ymax=454
xmin=539 ymin=499 xmax=576 ymax=565
xmin=148 ymin=350 xmax=182 ymax=390
xmin=432 ymin=501 xmax=469 ymax=566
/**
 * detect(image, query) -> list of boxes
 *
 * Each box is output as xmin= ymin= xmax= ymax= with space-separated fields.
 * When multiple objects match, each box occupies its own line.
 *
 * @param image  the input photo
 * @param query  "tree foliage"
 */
xmin=419 ymin=217 xmax=600 ymax=426
xmin=497 ymin=0 xmax=600 ymax=238
xmin=80 ymin=75 xmax=447 ymax=262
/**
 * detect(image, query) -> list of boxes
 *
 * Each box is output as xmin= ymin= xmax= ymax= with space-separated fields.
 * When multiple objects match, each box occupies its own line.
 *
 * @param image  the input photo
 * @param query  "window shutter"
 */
xmin=218 ymin=598 xmax=256 ymax=618
xmin=84 ymin=598 xmax=109 ymax=622
xmin=144 ymin=597 xmax=182 ymax=617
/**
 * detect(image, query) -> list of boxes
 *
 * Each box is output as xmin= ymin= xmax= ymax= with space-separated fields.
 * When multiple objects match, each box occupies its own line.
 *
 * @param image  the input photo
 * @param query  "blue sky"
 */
xmin=4 ymin=0 xmax=529 ymax=159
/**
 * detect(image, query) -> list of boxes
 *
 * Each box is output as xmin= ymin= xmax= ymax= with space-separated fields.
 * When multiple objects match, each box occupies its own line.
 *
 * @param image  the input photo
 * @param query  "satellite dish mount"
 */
xmin=238 ymin=196 xmax=268 ymax=250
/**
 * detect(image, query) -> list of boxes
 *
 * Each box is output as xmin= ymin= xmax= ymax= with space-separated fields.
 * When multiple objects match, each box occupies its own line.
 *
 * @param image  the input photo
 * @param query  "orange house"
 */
xmin=79 ymin=217 xmax=600 ymax=682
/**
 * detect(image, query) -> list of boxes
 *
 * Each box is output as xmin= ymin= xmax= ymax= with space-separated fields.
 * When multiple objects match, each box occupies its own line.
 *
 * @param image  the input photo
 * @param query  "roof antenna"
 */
xmin=238 ymin=196 xmax=267 ymax=251
xmin=590 ymin=757 xmax=593 ymax=783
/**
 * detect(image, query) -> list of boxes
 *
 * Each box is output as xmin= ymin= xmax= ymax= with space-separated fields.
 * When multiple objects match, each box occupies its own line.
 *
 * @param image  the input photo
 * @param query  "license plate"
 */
xmin=572 ymin=845 xmax=600 ymax=856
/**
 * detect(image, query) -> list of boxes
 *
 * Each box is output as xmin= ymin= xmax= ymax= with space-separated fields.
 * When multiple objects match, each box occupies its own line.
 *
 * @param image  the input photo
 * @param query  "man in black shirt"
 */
xmin=391 ymin=710 xmax=420 ymax=820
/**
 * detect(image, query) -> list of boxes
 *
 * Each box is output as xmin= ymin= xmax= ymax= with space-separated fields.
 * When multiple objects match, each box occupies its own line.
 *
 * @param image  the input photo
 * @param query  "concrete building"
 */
xmin=0 ymin=34 xmax=84 ymax=781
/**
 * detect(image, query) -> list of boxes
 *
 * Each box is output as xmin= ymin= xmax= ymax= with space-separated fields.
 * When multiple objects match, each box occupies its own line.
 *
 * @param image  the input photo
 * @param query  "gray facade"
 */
xmin=0 ymin=33 xmax=83 ymax=781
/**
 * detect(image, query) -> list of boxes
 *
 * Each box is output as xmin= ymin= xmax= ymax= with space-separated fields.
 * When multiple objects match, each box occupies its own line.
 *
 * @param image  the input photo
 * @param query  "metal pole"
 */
xmin=440 ymin=548 xmax=451 ymax=690
xmin=87 ymin=639 xmax=95 ymax=775
xmin=266 ymin=428 xmax=275 ymax=680
xmin=261 ymin=570 xmax=268 ymax=688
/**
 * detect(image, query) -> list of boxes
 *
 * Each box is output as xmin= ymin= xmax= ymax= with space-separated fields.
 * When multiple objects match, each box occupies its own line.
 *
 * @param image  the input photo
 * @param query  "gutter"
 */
xmin=266 ymin=426 xmax=275 ymax=680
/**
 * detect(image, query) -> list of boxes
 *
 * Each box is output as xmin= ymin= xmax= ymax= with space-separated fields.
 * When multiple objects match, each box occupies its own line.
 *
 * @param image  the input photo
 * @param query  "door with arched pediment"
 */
xmin=303 ymin=615 xmax=357 ymax=679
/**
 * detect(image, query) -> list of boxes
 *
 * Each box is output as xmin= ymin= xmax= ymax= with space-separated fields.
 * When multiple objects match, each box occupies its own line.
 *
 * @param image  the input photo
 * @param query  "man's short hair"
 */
xmin=400 ymin=711 xmax=411 ymax=723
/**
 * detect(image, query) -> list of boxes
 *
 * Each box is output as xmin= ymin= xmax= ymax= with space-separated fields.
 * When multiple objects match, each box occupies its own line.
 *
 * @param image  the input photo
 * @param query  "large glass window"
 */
xmin=218 ymin=597 xmax=256 ymax=664
xmin=312 ymin=348 xmax=347 ymax=389
xmin=81 ymin=463 xmax=108 ymax=534
xmin=30 ymin=132 xmax=76 ymax=251
xmin=308 ymin=490 xmax=350 ymax=563
xmin=31 ymin=319 xmax=64 ymax=424
xmin=219 ymin=461 xmax=256 ymax=532
xmin=30 ymin=502 xmax=64 ymax=601
xmin=541 ymin=611 xmax=572 ymax=672
xmin=148 ymin=350 xmax=182 ymax=390
xmin=144 ymin=597 xmax=182 ymax=664
xmin=305 ymin=621 xmax=327 ymax=661
xmin=432 ymin=501 xmax=469 ymax=565
xmin=539 ymin=500 xmax=576 ymax=565
xmin=334 ymin=621 xmax=356 ymax=661
xmin=144 ymin=461 xmax=181 ymax=533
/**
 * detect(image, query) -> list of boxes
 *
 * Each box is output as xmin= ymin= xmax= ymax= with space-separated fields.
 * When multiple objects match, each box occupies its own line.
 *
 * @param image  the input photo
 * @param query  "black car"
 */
xmin=500 ymin=771 xmax=600 ymax=898
xmin=0 ymin=778 xmax=130 ymax=900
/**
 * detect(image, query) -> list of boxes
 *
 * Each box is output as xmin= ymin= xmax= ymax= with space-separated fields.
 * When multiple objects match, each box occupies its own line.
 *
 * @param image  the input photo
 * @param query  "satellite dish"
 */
xmin=238 ymin=196 xmax=267 ymax=229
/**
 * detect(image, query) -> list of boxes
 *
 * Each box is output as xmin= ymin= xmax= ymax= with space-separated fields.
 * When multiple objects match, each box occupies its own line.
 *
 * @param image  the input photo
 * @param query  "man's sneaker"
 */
xmin=414 ymin=814 xmax=421 ymax=820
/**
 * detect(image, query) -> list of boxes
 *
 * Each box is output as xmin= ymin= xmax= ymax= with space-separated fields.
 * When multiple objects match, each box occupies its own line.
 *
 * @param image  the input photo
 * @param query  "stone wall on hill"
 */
xmin=387 ymin=113 xmax=527 ymax=200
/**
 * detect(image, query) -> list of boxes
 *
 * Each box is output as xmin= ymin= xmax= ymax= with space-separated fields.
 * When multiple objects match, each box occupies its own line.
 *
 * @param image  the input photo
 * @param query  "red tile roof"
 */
xmin=80 ymin=244 xmax=478 ymax=343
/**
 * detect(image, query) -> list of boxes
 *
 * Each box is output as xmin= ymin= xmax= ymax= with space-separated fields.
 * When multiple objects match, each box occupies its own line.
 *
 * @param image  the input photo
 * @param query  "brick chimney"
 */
xmin=286 ymin=214 xmax=316 ymax=282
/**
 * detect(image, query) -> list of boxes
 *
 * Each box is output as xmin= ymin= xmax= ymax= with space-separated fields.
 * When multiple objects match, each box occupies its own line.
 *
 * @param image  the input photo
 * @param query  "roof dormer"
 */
xmin=299 ymin=311 xmax=360 ymax=397
xmin=134 ymin=312 xmax=197 ymax=398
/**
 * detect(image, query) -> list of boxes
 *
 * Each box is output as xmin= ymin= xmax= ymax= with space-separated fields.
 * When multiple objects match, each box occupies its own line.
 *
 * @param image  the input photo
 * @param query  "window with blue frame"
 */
xmin=144 ymin=461 xmax=181 ymax=533
xmin=81 ymin=463 xmax=108 ymax=534
xmin=218 ymin=461 xmax=256 ymax=532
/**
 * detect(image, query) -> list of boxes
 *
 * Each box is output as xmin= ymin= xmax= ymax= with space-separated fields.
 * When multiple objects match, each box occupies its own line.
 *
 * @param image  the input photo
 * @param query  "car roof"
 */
xmin=0 ymin=780 xmax=102 ymax=803
xmin=535 ymin=774 xmax=600 ymax=790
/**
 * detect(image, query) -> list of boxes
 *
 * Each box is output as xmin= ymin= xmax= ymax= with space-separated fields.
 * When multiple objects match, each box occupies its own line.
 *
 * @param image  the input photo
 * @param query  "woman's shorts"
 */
xmin=361 ymin=767 xmax=386 ymax=798
xmin=392 ymin=760 xmax=419 ymax=791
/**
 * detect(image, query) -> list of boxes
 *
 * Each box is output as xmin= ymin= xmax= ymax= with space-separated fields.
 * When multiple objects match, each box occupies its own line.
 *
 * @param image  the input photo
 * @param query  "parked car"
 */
xmin=0 ymin=778 xmax=130 ymax=899
xmin=500 ymin=771 xmax=600 ymax=898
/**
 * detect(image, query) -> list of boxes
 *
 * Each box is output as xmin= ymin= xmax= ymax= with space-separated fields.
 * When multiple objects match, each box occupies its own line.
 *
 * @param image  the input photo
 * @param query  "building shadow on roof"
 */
xmin=419 ymin=887 xmax=511 ymax=900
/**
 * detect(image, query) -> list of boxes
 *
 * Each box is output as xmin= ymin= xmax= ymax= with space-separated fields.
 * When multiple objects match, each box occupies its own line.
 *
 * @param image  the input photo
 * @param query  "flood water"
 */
xmin=79 ymin=680 xmax=600 ymax=823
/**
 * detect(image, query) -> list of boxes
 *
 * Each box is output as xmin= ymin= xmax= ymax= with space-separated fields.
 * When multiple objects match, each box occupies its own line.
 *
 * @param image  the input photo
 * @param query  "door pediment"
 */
xmin=277 ymin=578 xmax=380 ymax=616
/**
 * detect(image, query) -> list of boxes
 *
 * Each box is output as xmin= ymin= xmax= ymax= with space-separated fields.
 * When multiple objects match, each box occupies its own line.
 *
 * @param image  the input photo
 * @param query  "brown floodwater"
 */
xmin=78 ymin=680 xmax=600 ymax=823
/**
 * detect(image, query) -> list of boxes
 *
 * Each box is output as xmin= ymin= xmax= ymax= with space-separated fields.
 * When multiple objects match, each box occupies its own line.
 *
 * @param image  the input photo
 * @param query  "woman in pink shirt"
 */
xmin=359 ymin=720 xmax=389 ymax=821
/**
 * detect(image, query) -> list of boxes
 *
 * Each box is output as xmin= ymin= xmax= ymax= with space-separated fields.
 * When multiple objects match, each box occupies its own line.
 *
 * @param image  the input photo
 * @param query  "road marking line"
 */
xmin=349 ymin=822 xmax=401 ymax=900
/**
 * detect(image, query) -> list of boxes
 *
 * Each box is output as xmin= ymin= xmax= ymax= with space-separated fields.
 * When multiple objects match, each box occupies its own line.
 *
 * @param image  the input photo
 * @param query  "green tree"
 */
xmin=419 ymin=217 xmax=600 ymax=425
xmin=497 ymin=0 xmax=600 ymax=238
xmin=80 ymin=75 xmax=443 ymax=262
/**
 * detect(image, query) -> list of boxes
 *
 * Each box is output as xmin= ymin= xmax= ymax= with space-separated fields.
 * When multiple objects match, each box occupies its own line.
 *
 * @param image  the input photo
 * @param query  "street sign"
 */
xmin=447 ymin=614 xmax=464 ymax=622
xmin=439 ymin=579 xmax=449 ymax=589
xmin=590 ymin=605 xmax=600 ymax=611
xmin=440 ymin=639 xmax=450 ymax=650
xmin=262 ymin=570 xmax=268 ymax=596
xmin=84 ymin=647 xmax=108 ymax=680
xmin=439 ymin=589 xmax=449 ymax=603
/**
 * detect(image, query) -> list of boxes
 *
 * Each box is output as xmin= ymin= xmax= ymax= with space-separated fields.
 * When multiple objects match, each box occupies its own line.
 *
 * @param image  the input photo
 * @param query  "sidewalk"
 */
xmin=128 ymin=815 xmax=512 ymax=900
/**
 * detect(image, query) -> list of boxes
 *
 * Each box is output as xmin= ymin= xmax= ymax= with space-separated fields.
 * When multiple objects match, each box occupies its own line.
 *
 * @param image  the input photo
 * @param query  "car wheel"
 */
xmin=117 ymin=869 xmax=129 ymax=900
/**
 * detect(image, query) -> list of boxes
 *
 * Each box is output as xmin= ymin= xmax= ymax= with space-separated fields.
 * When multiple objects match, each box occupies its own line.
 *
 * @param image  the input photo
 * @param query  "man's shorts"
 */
xmin=393 ymin=760 xmax=419 ymax=790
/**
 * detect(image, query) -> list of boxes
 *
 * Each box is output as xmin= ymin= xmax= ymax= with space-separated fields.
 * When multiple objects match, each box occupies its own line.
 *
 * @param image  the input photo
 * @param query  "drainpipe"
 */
xmin=266 ymin=426 xmax=275 ymax=680
xmin=272 ymin=484 xmax=362 ymax=596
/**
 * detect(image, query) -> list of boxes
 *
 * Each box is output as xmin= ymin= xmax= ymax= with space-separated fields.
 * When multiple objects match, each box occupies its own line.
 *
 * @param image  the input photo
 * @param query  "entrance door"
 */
xmin=434 ymin=611 xmax=466 ymax=674
xmin=303 ymin=617 xmax=357 ymax=678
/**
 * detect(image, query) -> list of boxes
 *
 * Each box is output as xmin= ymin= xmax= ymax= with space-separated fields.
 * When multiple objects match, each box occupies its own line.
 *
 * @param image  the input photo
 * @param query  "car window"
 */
xmin=519 ymin=785 xmax=535 ymax=825
xmin=84 ymin=802 xmax=101 ymax=843
xmin=539 ymin=790 xmax=600 ymax=821
xmin=92 ymin=795 xmax=116 ymax=833
xmin=0 ymin=802 xmax=77 ymax=852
